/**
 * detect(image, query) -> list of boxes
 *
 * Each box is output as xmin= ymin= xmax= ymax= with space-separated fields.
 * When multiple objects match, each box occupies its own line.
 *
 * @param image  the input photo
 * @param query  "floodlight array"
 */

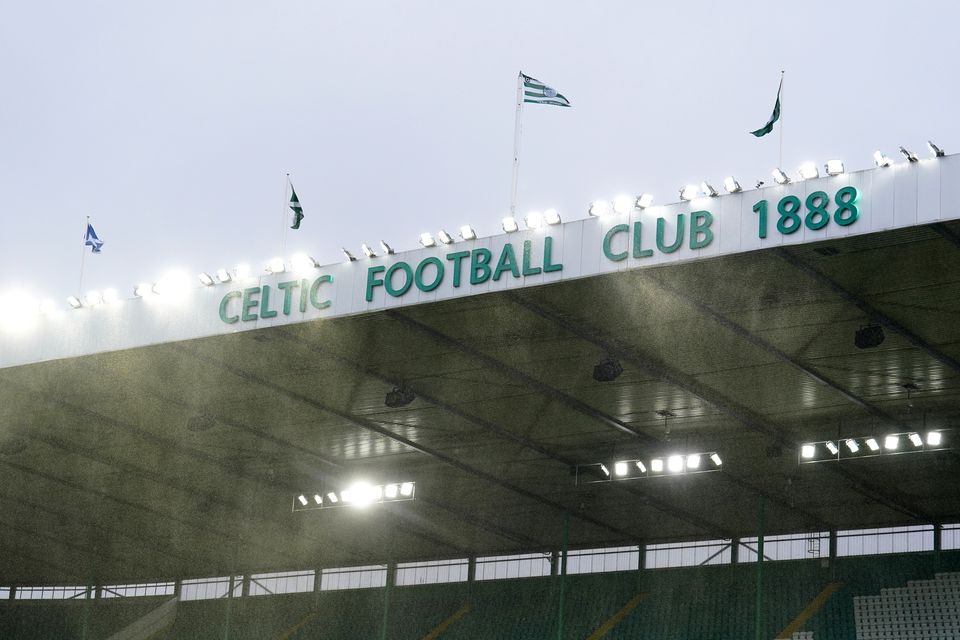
xmin=292 ymin=481 xmax=416 ymax=512
xmin=576 ymin=451 xmax=722 ymax=485
xmin=799 ymin=430 xmax=948 ymax=463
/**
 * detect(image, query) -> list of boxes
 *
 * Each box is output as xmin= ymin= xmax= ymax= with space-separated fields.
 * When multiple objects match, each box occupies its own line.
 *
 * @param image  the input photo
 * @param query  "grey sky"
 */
xmin=1 ymin=0 xmax=956 ymax=303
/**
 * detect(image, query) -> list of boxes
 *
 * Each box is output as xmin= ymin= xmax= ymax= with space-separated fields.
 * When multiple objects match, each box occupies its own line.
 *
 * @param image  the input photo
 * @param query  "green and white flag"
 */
xmin=750 ymin=77 xmax=782 ymax=137
xmin=289 ymin=185 xmax=304 ymax=229
xmin=521 ymin=73 xmax=571 ymax=107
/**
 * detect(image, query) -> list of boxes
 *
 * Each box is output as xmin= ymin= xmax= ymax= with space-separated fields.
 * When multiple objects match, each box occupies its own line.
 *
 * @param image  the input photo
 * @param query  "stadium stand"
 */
xmin=853 ymin=572 xmax=960 ymax=639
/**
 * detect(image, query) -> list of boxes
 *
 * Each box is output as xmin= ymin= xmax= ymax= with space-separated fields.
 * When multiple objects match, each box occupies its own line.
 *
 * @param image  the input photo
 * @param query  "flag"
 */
xmin=84 ymin=223 xmax=104 ymax=253
xmin=521 ymin=73 xmax=571 ymax=107
xmin=289 ymin=185 xmax=304 ymax=230
xmin=750 ymin=78 xmax=782 ymax=137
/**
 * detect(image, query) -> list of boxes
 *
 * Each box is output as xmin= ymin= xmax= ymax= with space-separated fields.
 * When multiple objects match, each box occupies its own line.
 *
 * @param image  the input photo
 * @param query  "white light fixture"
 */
xmin=825 ymin=159 xmax=845 ymax=176
xmin=153 ymin=272 xmax=192 ymax=297
xmin=362 ymin=243 xmax=378 ymax=258
xmin=899 ymin=146 xmax=918 ymax=162
xmin=801 ymin=444 xmax=816 ymax=459
xmin=133 ymin=283 xmax=153 ymax=298
xmin=799 ymin=162 xmax=819 ymax=180
xmin=342 ymin=248 xmax=357 ymax=262
xmin=102 ymin=289 xmax=120 ymax=304
xmin=198 ymin=273 xmax=215 ymax=286
xmin=419 ymin=232 xmax=436 ymax=247
xmin=613 ymin=195 xmax=634 ymax=215
xmin=700 ymin=182 xmax=718 ymax=197
xmin=710 ymin=453 xmax=722 ymax=466
xmin=635 ymin=193 xmax=654 ymax=209
xmin=723 ymin=177 xmax=742 ymax=193
xmin=679 ymin=184 xmax=700 ymax=201
xmin=502 ymin=216 xmax=520 ymax=232
xmin=399 ymin=482 xmax=414 ymax=497
xmin=667 ymin=455 xmax=684 ymax=472
xmin=686 ymin=454 xmax=701 ymax=469
xmin=614 ymin=461 xmax=629 ymax=476
xmin=67 ymin=295 xmax=83 ymax=309
xmin=544 ymin=209 xmax=562 ymax=225
xmin=525 ymin=211 xmax=545 ymax=229
xmin=379 ymin=241 xmax=395 ymax=255
xmin=825 ymin=441 xmax=839 ymax=455
xmin=215 ymin=268 xmax=232 ymax=283
xmin=266 ymin=257 xmax=286 ymax=274
xmin=650 ymin=458 xmax=663 ymax=473
xmin=234 ymin=264 xmax=252 ymax=281
xmin=884 ymin=435 xmax=899 ymax=450
xmin=385 ymin=484 xmax=398 ymax=499
xmin=928 ymin=141 xmax=945 ymax=158
xmin=297 ymin=495 xmax=308 ymax=506
xmin=313 ymin=494 xmax=323 ymax=505
xmin=926 ymin=431 xmax=942 ymax=446
xmin=845 ymin=439 xmax=859 ymax=453
xmin=326 ymin=492 xmax=339 ymax=504
xmin=588 ymin=201 xmax=612 ymax=217
xmin=437 ymin=230 xmax=454 ymax=244
xmin=865 ymin=437 xmax=880 ymax=452
xmin=598 ymin=463 xmax=610 ymax=477
xmin=459 ymin=225 xmax=477 ymax=240
xmin=84 ymin=290 xmax=103 ymax=306
xmin=874 ymin=151 xmax=893 ymax=167
xmin=772 ymin=168 xmax=790 ymax=185
xmin=908 ymin=433 xmax=923 ymax=447
xmin=635 ymin=460 xmax=647 ymax=473
xmin=291 ymin=254 xmax=318 ymax=272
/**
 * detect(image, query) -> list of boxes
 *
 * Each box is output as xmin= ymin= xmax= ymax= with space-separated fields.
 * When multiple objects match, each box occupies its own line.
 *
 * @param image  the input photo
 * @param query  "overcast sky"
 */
xmin=1 ymin=0 xmax=956 ymax=303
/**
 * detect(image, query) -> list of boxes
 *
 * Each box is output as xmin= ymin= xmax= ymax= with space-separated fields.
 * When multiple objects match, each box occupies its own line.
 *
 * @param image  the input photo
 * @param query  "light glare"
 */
xmin=926 ymin=431 xmax=942 ymax=446
xmin=686 ymin=454 xmax=701 ymax=469
xmin=614 ymin=461 xmax=628 ymax=477
xmin=679 ymin=184 xmax=700 ymax=201
xmin=667 ymin=455 xmax=684 ymax=472
xmin=651 ymin=458 xmax=663 ymax=473
xmin=801 ymin=444 xmax=816 ymax=459
xmin=884 ymin=435 xmax=899 ymax=450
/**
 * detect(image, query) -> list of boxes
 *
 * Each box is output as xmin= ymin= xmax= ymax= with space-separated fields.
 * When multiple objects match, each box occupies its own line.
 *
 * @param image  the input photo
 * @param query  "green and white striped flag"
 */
xmin=521 ymin=73 xmax=571 ymax=107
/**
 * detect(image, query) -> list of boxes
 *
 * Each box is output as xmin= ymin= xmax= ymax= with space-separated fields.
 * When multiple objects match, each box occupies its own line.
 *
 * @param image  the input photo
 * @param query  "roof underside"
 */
xmin=2 ymin=222 xmax=960 ymax=585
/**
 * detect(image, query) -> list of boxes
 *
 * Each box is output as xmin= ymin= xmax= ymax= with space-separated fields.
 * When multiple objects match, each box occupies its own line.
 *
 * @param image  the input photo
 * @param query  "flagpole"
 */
xmin=282 ymin=173 xmax=290 ymax=257
xmin=778 ymin=70 xmax=784 ymax=169
xmin=78 ymin=215 xmax=89 ymax=295
xmin=509 ymin=72 xmax=525 ymax=217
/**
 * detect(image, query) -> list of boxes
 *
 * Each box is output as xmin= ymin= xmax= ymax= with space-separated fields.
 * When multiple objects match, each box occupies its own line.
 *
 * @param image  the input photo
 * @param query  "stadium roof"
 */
xmin=1 ymin=158 xmax=959 ymax=586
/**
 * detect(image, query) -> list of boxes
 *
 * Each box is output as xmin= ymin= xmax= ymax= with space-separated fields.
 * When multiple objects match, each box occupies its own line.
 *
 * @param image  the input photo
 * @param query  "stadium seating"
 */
xmin=853 ymin=572 xmax=960 ymax=639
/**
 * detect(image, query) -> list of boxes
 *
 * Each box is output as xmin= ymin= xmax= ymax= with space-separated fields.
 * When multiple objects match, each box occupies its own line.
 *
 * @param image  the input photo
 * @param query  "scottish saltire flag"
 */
xmin=84 ymin=223 xmax=104 ymax=253
xmin=521 ymin=73 xmax=571 ymax=107
xmin=289 ymin=185 xmax=304 ymax=230
xmin=750 ymin=78 xmax=782 ymax=137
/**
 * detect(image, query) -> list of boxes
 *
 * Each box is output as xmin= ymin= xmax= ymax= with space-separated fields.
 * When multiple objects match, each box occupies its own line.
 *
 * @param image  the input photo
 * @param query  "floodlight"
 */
xmin=667 ymin=455 xmax=684 ymax=472
xmin=701 ymin=182 xmax=718 ymax=197
xmin=855 ymin=325 xmax=885 ymax=349
xmin=865 ymin=438 xmax=880 ymax=451
xmin=589 ymin=201 xmax=612 ymax=216
xmin=379 ymin=241 xmax=395 ymax=255
xmin=502 ymin=216 xmax=520 ymax=232
xmin=613 ymin=195 xmax=634 ymax=214
xmin=825 ymin=160 xmax=845 ymax=176
xmin=235 ymin=264 xmax=252 ymax=281
xmin=343 ymin=482 xmax=377 ymax=507
xmin=326 ymin=492 xmax=339 ymax=503
xmin=908 ymin=433 xmax=923 ymax=447
xmin=686 ymin=454 xmax=701 ymax=469
xmin=267 ymin=257 xmax=286 ymax=274
xmin=84 ymin=290 xmax=103 ymax=306
xmin=651 ymin=458 xmax=664 ymax=472
xmin=525 ymin=211 xmax=545 ymax=229
xmin=679 ymin=184 xmax=700 ymax=201
xmin=385 ymin=386 xmax=415 ymax=408
xmin=926 ymin=431 xmax=941 ymax=446
xmin=314 ymin=494 xmax=323 ymax=505
xmin=153 ymin=272 xmax=192 ymax=297
xmin=297 ymin=495 xmax=308 ymax=506
xmin=899 ymin=146 xmax=918 ymax=162
xmin=198 ymin=273 xmax=215 ymax=286
xmin=38 ymin=299 xmax=57 ymax=315
xmin=635 ymin=460 xmax=647 ymax=473
xmin=102 ymin=289 xmax=120 ymax=304
xmin=459 ymin=225 xmax=477 ymax=240
xmin=598 ymin=464 xmax=610 ymax=477
xmin=385 ymin=484 xmax=398 ymax=499
xmin=291 ymin=254 xmax=318 ymax=272
xmin=884 ymin=435 xmax=899 ymax=450
xmin=419 ymin=232 xmax=436 ymax=247
xmin=592 ymin=358 xmax=623 ymax=382
xmin=723 ymin=177 xmax=742 ymax=193
xmin=873 ymin=151 xmax=893 ymax=168
xmin=710 ymin=453 xmax=722 ymax=466
xmin=799 ymin=162 xmax=819 ymax=180
xmin=801 ymin=444 xmax=816 ymax=459
xmin=399 ymin=482 xmax=414 ymax=497
xmin=342 ymin=248 xmax=357 ymax=262
xmin=928 ymin=141 xmax=945 ymax=157
xmin=544 ymin=209 xmax=562 ymax=225
xmin=825 ymin=441 xmax=839 ymax=455
xmin=437 ymin=230 xmax=454 ymax=244
xmin=772 ymin=168 xmax=790 ymax=185
xmin=362 ymin=243 xmax=378 ymax=258
xmin=635 ymin=194 xmax=654 ymax=209
xmin=845 ymin=439 xmax=859 ymax=453
xmin=614 ymin=461 xmax=629 ymax=476
xmin=215 ymin=268 xmax=232 ymax=283
xmin=133 ymin=283 xmax=153 ymax=298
